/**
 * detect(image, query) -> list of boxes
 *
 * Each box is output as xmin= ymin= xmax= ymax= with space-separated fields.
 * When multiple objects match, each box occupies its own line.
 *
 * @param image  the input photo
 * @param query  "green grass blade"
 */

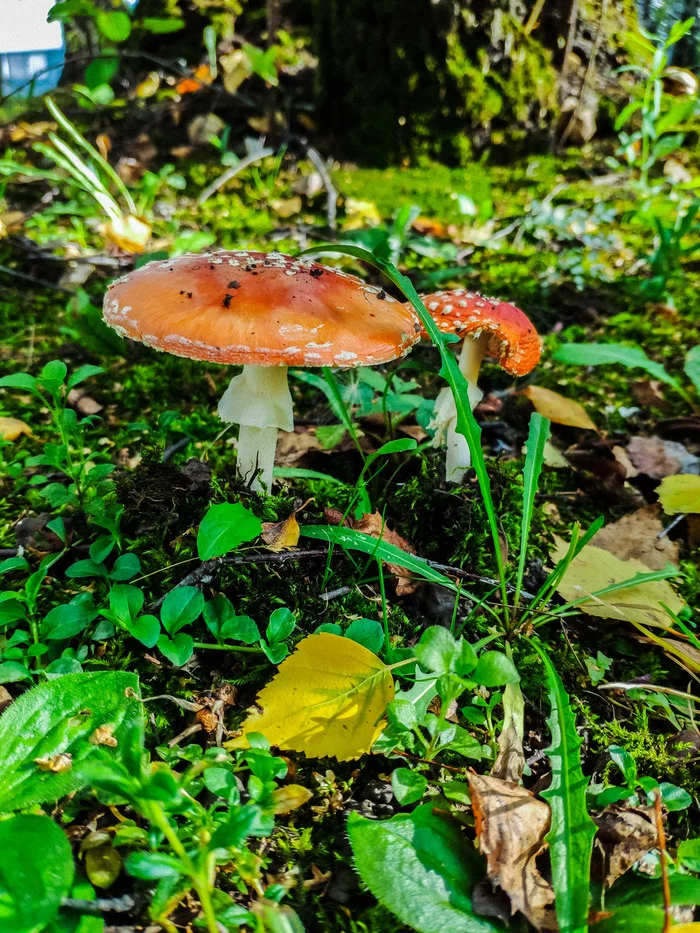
xmin=523 ymin=516 xmax=604 ymax=625
xmin=300 ymin=524 xmax=460 ymax=593
xmin=299 ymin=243 xmax=508 ymax=615
xmin=45 ymin=97 xmax=137 ymax=215
xmin=513 ymin=412 xmax=550 ymax=617
xmin=532 ymin=642 xmax=596 ymax=933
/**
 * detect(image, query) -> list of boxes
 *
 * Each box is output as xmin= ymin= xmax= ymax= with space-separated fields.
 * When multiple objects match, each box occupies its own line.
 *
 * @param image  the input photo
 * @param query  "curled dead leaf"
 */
xmin=35 ymin=753 xmax=73 ymax=773
xmin=592 ymin=804 xmax=658 ymax=888
xmin=468 ymin=772 xmax=557 ymax=931
xmin=89 ymin=725 xmax=118 ymax=747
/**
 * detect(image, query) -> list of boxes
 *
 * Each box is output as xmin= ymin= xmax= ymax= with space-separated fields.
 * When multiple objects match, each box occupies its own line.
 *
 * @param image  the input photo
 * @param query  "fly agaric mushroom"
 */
xmin=420 ymin=289 xmax=541 ymax=483
xmin=103 ymin=250 xmax=420 ymax=492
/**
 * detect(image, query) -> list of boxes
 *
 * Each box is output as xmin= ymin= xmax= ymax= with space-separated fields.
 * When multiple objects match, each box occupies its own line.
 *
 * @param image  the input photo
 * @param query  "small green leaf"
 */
xmin=109 ymin=553 xmax=140 ymax=582
xmin=158 ymin=633 xmax=194 ymax=667
xmin=125 ymin=851 xmax=182 ymax=881
xmin=125 ymin=614 xmax=160 ymax=648
xmin=141 ymin=16 xmax=185 ymax=33
xmin=415 ymin=627 xmax=459 ymax=676
xmin=0 ymin=814 xmax=75 ymax=932
xmin=345 ymin=618 xmax=384 ymax=654
xmin=160 ymin=586 xmax=204 ymax=634
xmin=472 ymin=651 xmax=519 ymax=687
xmin=109 ymin=584 xmax=144 ymax=623
xmin=608 ymin=744 xmax=637 ymax=788
xmin=42 ymin=604 xmax=89 ymax=641
xmin=197 ymin=503 xmax=262 ymax=560
xmin=391 ymin=767 xmax=427 ymax=805
xmin=266 ymin=607 xmax=295 ymax=643
xmin=96 ymin=10 xmax=131 ymax=41
xmin=0 ymin=372 xmax=37 ymax=391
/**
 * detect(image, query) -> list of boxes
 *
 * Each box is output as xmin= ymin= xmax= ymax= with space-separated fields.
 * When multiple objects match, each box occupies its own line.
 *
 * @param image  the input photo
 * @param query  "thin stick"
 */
xmin=197 ymin=147 xmax=275 ymax=205
xmin=559 ymin=0 xmax=608 ymax=148
xmin=302 ymin=142 xmax=338 ymax=229
xmin=523 ymin=0 xmax=547 ymax=36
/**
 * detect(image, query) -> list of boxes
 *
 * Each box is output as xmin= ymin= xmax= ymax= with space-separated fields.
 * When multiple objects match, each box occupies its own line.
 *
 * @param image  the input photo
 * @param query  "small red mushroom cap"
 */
xmin=419 ymin=289 xmax=541 ymax=376
xmin=103 ymin=250 xmax=421 ymax=368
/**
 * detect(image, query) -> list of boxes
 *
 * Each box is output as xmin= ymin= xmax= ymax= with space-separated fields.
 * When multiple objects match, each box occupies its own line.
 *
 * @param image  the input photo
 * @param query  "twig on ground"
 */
xmin=148 ymin=548 xmax=331 ymax=610
xmin=299 ymin=141 xmax=338 ymax=229
xmin=197 ymin=147 xmax=275 ymax=205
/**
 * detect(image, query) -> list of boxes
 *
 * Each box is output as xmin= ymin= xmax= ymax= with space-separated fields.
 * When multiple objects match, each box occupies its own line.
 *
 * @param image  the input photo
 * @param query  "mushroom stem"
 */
xmin=236 ymin=425 xmax=280 ymax=493
xmin=432 ymin=333 xmax=490 ymax=484
xmin=217 ymin=364 xmax=294 ymax=493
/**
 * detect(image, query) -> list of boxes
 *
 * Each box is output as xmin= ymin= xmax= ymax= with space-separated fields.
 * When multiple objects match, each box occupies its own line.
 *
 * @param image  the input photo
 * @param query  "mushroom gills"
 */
xmin=218 ymin=364 xmax=294 ymax=492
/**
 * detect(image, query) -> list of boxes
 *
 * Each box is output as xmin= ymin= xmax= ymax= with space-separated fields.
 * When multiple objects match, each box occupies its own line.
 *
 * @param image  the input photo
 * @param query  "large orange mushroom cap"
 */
xmin=419 ymin=289 xmax=541 ymax=377
xmin=103 ymin=250 xmax=420 ymax=368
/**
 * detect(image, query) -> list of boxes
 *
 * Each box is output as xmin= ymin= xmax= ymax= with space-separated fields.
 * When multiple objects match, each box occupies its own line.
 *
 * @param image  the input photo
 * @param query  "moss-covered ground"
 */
xmin=1 ymin=138 xmax=699 ymax=930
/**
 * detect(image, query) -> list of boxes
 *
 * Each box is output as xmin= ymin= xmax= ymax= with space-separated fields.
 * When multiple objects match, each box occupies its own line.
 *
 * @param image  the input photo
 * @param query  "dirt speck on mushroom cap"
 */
xmin=103 ymin=250 xmax=421 ymax=368
xmin=419 ymin=288 xmax=541 ymax=376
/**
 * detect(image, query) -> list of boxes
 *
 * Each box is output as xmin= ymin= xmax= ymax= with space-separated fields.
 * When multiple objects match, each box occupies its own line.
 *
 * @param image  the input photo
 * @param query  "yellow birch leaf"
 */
xmin=261 ymin=512 xmax=301 ymax=551
xmin=225 ymin=633 xmax=394 ymax=761
xmin=0 ymin=416 xmax=31 ymax=441
xmin=551 ymin=536 xmax=684 ymax=629
xmin=670 ymin=926 xmax=700 ymax=932
xmin=523 ymin=385 xmax=597 ymax=431
xmin=657 ymin=474 xmax=700 ymax=515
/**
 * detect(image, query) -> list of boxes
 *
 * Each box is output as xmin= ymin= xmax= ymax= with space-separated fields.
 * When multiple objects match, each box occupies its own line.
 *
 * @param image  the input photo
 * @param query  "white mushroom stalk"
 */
xmin=430 ymin=332 xmax=490 ymax=484
xmin=218 ymin=364 xmax=294 ymax=493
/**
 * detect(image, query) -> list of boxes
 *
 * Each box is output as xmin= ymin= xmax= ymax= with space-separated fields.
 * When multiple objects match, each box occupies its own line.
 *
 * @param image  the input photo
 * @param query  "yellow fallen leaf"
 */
xmin=657 ymin=474 xmax=700 ymax=515
xmin=523 ymin=385 xmax=597 ymax=431
xmin=271 ymin=784 xmax=313 ymax=814
xmin=102 ymin=215 xmax=151 ymax=253
xmin=226 ymin=633 xmax=394 ymax=761
xmin=551 ymin=536 xmax=684 ymax=629
xmin=670 ymin=926 xmax=700 ymax=932
xmin=0 ymin=416 xmax=31 ymax=441
xmin=261 ymin=512 xmax=301 ymax=551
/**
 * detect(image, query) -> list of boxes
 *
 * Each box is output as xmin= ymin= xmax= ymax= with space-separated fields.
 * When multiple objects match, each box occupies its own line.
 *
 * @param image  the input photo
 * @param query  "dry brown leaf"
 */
xmin=468 ymin=773 xmax=557 ymax=931
xmin=262 ymin=499 xmax=312 ymax=551
xmin=551 ymin=536 xmax=684 ymax=629
xmin=67 ymin=389 xmax=103 ymax=416
xmin=611 ymin=444 xmax=639 ymax=479
xmin=0 ymin=416 xmax=31 ymax=441
xmin=593 ymin=804 xmax=658 ymax=888
xmin=275 ymin=427 xmax=322 ymax=466
xmin=626 ymin=435 xmax=700 ymax=479
xmin=591 ymin=504 xmax=679 ymax=570
xmin=352 ymin=512 xmax=418 ymax=596
xmin=89 ymin=725 xmax=118 ymax=747
xmin=35 ymin=753 xmax=73 ymax=773
xmin=522 ymin=385 xmax=597 ymax=431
